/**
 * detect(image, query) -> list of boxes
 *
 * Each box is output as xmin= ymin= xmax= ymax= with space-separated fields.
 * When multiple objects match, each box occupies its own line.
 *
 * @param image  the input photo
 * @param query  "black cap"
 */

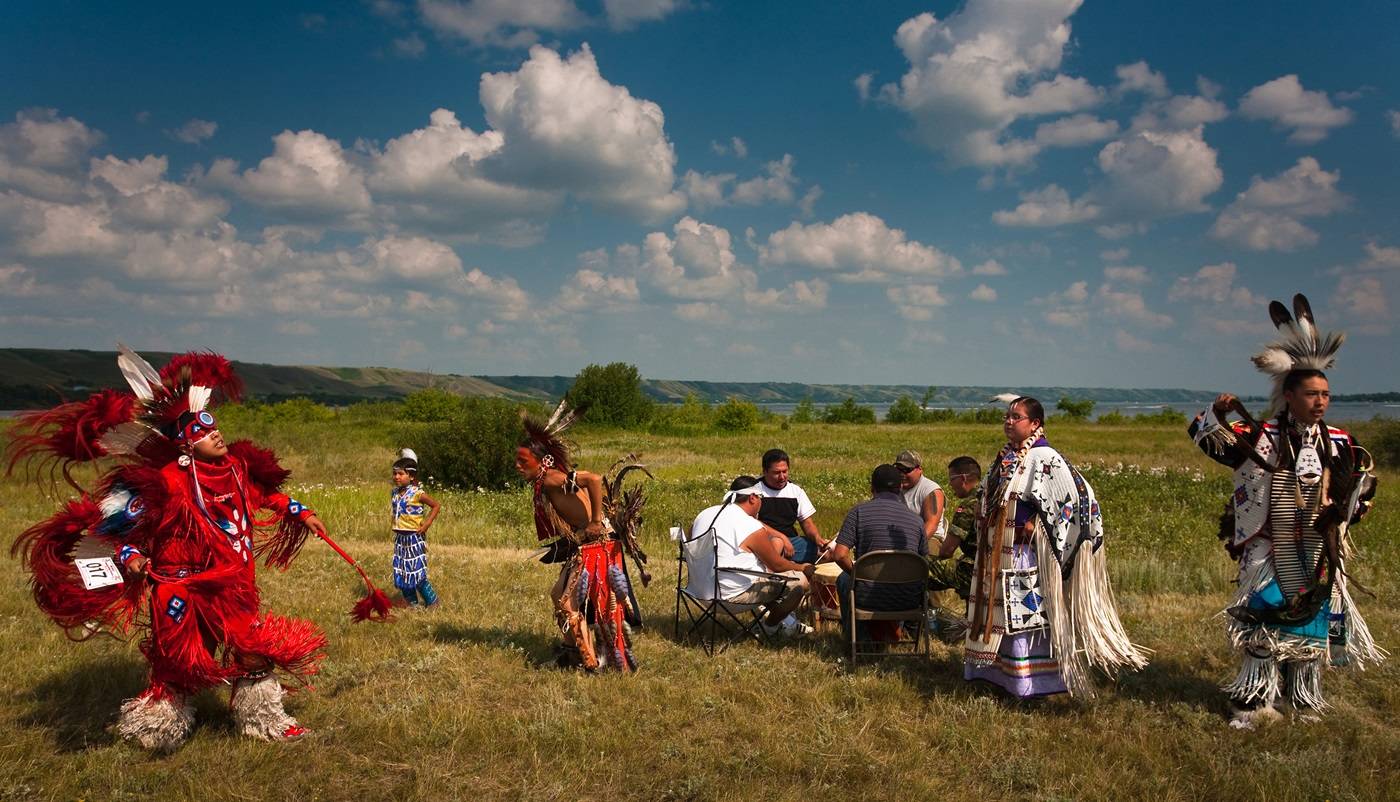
xmin=871 ymin=464 xmax=904 ymax=493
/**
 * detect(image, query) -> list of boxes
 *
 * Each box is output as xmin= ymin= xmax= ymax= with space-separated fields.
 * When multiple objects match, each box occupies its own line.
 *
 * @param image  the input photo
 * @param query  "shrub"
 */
xmin=789 ymin=398 xmax=817 ymax=424
xmin=648 ymin=394 xmax=713 ymax=435
xmin=565 ymin=362 xmax=654 ymax=427
xmin=822 ymin=397 xmax=876 ymax=424
xmin=713 ymin=398 xmax=759 ymax=432
xmin=885 ymin=395 xmax=924 ymax=424
xmin=1057 ymin=396 xmax=1095 ymax=420
xmin=401 ymin=388 xmax=465 ymax=422
xmin=1366 ymin=418 xmax=1400 ymax=468
xmin=260 ymin=397 xmax=336 ymax=424
xmin=410 ymin=397 xmax=528 ymax=490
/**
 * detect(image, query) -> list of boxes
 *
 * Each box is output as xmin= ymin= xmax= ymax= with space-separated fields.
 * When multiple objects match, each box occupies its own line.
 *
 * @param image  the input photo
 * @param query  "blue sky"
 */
xmin=3 ymin=0 xmax=1398 ymax=393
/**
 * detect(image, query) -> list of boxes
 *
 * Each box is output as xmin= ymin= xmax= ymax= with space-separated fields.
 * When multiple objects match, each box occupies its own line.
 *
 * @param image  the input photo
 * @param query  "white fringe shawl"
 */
xmin=1036 ymin=532 xmax=1150 ymax=698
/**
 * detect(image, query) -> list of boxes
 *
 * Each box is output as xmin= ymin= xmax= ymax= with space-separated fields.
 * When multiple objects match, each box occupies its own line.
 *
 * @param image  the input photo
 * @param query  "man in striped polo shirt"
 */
xmin=829 ymin=464 xmax=928 ymax=642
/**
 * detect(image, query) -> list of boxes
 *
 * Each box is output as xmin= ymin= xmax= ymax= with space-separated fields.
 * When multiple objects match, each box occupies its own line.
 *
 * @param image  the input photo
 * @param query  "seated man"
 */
xmin=830 ymin=465 xmax=929 ymax=641
xmin=929 ymin=455 xmax=981 ymax=601
xmin=895 ymin=449 xmax=946 ymax=544
xmin=752 ymin=448 xmax=828 ymax=564
xmin=686 ymin=477 xmax=816 ymax=638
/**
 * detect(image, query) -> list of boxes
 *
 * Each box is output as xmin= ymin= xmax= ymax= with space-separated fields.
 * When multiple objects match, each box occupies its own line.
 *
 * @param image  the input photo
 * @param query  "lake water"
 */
xmin=756 ymin=400 xmax=1400 ymax=423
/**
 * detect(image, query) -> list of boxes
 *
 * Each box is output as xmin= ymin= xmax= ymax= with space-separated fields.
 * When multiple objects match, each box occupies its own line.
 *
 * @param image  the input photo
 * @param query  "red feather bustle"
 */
xmin=11 ymin=496 xmax=143 ymax=638
xmin=5 ymin=390 xmax=135 ymax=488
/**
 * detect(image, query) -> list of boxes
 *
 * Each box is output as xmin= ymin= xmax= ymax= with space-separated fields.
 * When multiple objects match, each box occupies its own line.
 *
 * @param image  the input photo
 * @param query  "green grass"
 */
xmin=0 ymin=418 xmax=1397 ymax=801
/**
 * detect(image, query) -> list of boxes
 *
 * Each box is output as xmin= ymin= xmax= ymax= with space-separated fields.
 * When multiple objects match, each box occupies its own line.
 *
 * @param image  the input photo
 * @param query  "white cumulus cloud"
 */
xmin=479 ymin=44 xmax=685 ymax=221
xmin=205 ymin=129 xmax=371 ymax=220
xmin=1240 ymin=74 xmax=1354 ymax=144
xmin=170 ymin=118 xmax=218 ymax=144
xmin=759 ymin=212 xmax=959 ymax=281
xmin=879 ymin=0 xmax=1101 ymax=168
xmin=1211 ymin=157 xmax=1346 ymax=251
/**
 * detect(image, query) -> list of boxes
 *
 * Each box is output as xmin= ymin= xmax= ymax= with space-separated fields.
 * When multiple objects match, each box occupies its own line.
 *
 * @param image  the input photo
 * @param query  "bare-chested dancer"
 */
xmin=515 ymin=402 xmax=640 ymax=672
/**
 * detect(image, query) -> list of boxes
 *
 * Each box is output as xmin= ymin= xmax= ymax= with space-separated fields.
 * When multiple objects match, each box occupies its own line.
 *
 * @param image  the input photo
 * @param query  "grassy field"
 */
xmin=0 ymin=417 xmax=1396 ymax=801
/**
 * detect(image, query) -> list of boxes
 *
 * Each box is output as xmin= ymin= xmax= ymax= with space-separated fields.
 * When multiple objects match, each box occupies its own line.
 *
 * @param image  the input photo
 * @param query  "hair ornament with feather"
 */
xmin=1251 ymin=293 xmax=1344 ymax=417
xmin=520 ymin=398 xmax=586 ymax=474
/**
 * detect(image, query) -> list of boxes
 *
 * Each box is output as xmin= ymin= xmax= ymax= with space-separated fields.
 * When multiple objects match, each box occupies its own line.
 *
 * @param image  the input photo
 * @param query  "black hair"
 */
xmin=871 ymin=464 xmax=904 ymax=493
xmin=517 ymin=437 xmax=547 ymax=458
xmin=1283 ymin=369 xmax=1328 ymax=393
xmin=1011 ymin=396 xmax=1045 ymax=425
xmin=761 ymin=448 xmax=790 ymax=471
xmin=392 ymin=457 xmax=418 ymax=474
xmin=947 ymin=455 xmax=981 ymax=476
xmin=729 ymin=475 xmax=761 ymax=492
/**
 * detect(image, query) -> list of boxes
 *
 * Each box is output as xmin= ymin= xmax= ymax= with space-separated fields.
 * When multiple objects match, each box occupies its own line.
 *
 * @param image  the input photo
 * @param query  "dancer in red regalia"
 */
xmin=6 ymin=346 xmax=390 ymax=751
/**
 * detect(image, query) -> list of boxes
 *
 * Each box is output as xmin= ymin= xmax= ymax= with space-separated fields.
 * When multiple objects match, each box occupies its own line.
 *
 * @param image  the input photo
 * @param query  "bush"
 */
xmin=648 ymin=394 xmax=713 ymax=435
xmin=401 ymin=388 xmax=465 ymax=422
xmin=259 ymin=397 xmax=336 ymax=424
xmin=713 ymin=398 xmax=759 ymax=432
xmin=789 ymin=398 xmax=817 ymax=424
xmin=885 ymin=395 xmax=924 ymax=424
xmin=410 ymin=397 xmax=528 ymax=490
xmin=565 ymin=362 xmax=654 ymax=427
xmin=822 ymin=397 xmax=876 ymax=424
xmin=1057 ymin=396 xmax=1095 ymax=420
xmin=1366 ymin=419 xmax=1400 ymax=468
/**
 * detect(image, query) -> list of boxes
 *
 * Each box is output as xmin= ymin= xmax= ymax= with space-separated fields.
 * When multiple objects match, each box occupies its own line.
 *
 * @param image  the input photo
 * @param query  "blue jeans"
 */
xmin=789 ymin=535 xmax=819 ymax=564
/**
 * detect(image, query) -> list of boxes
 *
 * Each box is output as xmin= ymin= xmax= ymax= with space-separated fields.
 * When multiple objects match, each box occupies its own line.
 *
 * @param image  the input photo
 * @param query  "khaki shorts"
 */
xmin=727 ymin=570 xmax=805 ymax=607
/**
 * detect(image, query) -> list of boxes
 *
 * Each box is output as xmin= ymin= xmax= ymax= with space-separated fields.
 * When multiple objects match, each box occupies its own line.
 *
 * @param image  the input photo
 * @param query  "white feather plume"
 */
xmin=116 ymin=343 xmax=161 ymax=401
xmin=100 ymin=487 xmax=133 ymax=518
xmin=187 ymin=385 xmax=211 ymax=414
xmin=399 ymin=447 xmax=418 ymax=463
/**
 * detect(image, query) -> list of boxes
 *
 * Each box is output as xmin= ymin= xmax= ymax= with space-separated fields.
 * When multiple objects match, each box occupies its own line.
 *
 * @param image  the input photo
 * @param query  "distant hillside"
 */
xmin=0 ymin=349 xmax=549 ymax=407
xmin=2 ymin=348 xmax=1324 ymax=410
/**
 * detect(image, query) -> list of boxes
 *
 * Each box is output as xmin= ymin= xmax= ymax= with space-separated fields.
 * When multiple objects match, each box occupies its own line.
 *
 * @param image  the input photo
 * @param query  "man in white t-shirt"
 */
xmin=752 ymin=448 xmax=828 ymax=564
xmin=686 ymin=477 xmax=815 ymax=635
xmin=895 ymin=449 xmax=945 ymax=544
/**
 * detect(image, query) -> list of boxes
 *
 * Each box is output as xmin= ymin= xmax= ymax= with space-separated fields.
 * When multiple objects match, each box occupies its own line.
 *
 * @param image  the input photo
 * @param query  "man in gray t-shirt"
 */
xmin=831 ymin=465 xmax=929 ymax=639
xmin=895 ymin=449 xmax=945 ymax=542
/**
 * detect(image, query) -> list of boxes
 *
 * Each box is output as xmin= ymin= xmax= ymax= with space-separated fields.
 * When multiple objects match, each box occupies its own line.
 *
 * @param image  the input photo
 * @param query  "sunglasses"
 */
xmin=895 ymin=464 xmax=917 ymax=474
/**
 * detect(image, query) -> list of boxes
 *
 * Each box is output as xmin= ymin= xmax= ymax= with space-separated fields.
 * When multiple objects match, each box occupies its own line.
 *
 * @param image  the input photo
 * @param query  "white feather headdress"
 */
xmin=1251 ymin=294 xmax=1344 ymax=417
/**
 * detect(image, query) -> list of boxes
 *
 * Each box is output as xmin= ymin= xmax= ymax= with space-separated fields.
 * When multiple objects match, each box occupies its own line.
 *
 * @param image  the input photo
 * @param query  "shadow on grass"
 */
xmin=430 ymin=623 xmax=559 ymax=667
xmin=19 ymin=656 xmax=146 ymax=752
xmin=1115 ymin=655 xmax=1230 ymax=714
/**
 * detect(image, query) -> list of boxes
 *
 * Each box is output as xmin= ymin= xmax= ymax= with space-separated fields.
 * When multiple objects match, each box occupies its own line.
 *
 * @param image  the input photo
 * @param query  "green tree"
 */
xmin=713 ymin=398 xmax=759 ymax=432
xmin=412 ymin=397 xmax=530 ymax=490
xmin=401 ymin=388 xmax=465 ymax=422
xmin=885 ymin=395 xmax=925 ymax=424
xmin=822 ymin=397 xmax=876 ymax=424
xmin=565 ymin=362 xmax=654 ymax=427
xmin=920 ymin=386 xmax=937 ymax=409
xmin=1057 ymin=396 xmax=1096 ymax=420
xmin=789 ymin=397 xmax=816 ymax=424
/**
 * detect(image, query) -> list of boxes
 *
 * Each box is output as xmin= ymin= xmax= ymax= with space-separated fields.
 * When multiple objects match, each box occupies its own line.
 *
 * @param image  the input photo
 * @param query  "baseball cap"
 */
xmin=894 ymin=450 xmax=922 ymax=470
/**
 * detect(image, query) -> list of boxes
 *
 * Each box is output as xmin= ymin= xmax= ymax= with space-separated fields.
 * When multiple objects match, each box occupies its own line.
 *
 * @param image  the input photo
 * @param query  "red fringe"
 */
xmin=257 ymin=513 xmax=311 ymax=571
xmin=228 ymin=440 xmax=292 ymax=492
xmin=160 ymin=352 xmax=244 ymax=403
xmin=227 ymin=613 xmax=328 ymax=682
xmin=351 ymin=587 xmax=395 ymax=623
xmin=11 ymin=496 xmax=142 ymax=636
xmin=5 ymin=390 xmax=135 ymax=487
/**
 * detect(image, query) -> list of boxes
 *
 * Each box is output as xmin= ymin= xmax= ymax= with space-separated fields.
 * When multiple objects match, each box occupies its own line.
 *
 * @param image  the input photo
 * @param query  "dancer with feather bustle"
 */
xmin=6 ymin=346 xmax=390 ymax=751
xmin=1188 ymin=294 xmax=1382 ymax=729
xmin=515 ymin=400 xmax=651 ymax=672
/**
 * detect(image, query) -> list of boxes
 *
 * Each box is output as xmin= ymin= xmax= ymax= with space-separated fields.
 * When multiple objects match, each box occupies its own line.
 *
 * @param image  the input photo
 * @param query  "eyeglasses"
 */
xmin=1003 ymin=413 xmax=1029 ymax=422
xmin=948 ymin=472 xmax=977 ymax=480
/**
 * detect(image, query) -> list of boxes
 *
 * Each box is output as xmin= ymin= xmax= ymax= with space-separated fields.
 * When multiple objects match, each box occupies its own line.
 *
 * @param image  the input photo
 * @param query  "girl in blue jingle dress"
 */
xmin=391 ymin=449 xmax=442 ymax=607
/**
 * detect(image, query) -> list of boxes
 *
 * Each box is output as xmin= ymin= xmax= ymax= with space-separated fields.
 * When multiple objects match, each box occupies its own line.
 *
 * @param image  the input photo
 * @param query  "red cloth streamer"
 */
xmin=314 ymin=531 xmax=394 ymax=623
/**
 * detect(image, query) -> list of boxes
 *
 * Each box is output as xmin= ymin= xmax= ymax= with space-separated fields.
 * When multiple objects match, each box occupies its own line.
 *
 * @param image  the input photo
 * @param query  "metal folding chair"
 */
xmin=846 ymin=549 xmax=931 ymax=663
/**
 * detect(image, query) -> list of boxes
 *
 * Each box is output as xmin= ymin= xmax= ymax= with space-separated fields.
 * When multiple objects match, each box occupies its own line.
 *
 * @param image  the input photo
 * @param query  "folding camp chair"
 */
xmin=847 ymin=549 xmax=931 ymax=663
xmin=672 ymin=511 xmax=790 ymax=656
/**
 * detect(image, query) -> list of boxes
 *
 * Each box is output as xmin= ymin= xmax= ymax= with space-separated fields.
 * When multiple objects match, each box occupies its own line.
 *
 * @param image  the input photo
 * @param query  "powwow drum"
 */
xmin=809 ymin=561 xmax=843 ymax=629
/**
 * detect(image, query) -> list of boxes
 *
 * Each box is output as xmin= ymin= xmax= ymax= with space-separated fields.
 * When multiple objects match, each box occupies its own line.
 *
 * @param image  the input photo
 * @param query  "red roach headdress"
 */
xmin=6 ymin=345 xmax=245 ymax=485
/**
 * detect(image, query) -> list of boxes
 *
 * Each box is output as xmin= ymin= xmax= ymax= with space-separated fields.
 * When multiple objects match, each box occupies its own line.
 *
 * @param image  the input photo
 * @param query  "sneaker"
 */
xmin=762 ymin=614 xmax=813 ymax=639
xmin=279 ymin=724 xmax=308 ymax=741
